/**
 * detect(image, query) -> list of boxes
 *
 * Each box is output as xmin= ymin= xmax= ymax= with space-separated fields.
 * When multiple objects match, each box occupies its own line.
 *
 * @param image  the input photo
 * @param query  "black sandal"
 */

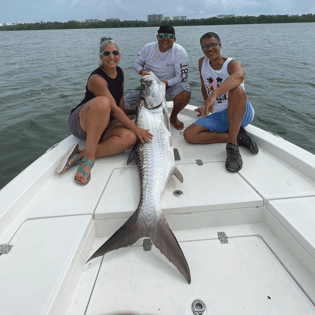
xmin=225 ymin=143 xmax=243 ymax=172
xmin=237 ymin=126 xmax=259 ymax=155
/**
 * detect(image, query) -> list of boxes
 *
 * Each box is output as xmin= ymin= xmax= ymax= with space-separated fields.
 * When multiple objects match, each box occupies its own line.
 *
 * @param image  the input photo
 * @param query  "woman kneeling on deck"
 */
xmin=56 ymin=37 xmax=152 ymax=185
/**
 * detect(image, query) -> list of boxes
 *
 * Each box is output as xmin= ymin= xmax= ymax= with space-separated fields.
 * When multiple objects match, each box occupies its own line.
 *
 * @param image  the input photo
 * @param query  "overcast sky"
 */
xmin=1 ymin=0 xmax=314 ymax=24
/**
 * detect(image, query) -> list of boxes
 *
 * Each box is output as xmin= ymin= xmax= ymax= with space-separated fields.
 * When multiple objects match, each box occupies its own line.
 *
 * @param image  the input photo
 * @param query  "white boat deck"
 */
xmin=1 ymin=103 xmax=315 ymax=315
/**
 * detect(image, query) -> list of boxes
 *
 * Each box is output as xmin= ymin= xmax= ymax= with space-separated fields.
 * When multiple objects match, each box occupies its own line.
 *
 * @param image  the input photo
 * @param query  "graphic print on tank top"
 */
xmin=205 ymin=76 xmax=227 ymax=104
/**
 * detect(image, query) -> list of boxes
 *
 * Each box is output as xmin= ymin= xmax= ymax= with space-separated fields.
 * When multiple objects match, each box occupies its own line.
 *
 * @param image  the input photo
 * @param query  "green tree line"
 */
xmin=1 ymin=13 xmax=315 ymax=31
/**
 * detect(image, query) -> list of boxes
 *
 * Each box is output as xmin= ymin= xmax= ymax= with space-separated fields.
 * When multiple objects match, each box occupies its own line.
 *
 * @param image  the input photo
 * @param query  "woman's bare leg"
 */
xmin=73 ymin=97 xmax=111 ymax=184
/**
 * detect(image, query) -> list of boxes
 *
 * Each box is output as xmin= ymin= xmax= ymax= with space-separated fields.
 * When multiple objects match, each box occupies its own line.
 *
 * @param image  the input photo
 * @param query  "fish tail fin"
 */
xmin=87 ymin=209 xmax=191 ymax=284
xmin=149 ymin=214 xmax=191 ymax=284
xmin=87 ymin=209 xmax=144 ymax=262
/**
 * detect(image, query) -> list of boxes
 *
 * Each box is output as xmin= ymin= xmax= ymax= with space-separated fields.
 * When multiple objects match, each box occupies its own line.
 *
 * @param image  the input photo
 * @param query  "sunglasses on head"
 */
xmin=158 ymin=33 xmax=174 ymax=40
xmin=100 ymin=50 xmax=120 ymax=57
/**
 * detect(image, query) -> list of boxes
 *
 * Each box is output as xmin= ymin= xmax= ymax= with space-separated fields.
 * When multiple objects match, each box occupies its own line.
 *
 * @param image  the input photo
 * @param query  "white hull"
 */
xmin=1 ymin=103 xmax=315 ymax=315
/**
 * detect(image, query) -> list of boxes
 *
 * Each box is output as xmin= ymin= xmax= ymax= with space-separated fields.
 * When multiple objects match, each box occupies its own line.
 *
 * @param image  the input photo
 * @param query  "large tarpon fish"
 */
xmin=87 ymin=73 xmax=191 ymax=284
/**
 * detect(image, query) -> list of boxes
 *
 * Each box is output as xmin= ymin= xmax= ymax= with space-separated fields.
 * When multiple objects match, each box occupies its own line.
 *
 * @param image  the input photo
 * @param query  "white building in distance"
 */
xmin=173 ymin=16 xmax=187 ymax=21
xmin=147 ymin=14 xmax=165 ymax=21
xmin=217 ymin=14 xmax=236 ymax=18
xmin=14 ymin=21 xmax=29 ymax=25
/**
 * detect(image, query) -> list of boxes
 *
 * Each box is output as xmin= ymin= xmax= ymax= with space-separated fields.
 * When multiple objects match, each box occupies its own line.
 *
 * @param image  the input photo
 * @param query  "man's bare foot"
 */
xmin=170 ymin=117 xmax=184 ymax=130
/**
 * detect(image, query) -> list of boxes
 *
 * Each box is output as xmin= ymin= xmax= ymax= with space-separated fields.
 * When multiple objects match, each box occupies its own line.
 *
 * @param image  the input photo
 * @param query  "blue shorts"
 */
xmin=193 ymin=100 xmax=255 ymax=133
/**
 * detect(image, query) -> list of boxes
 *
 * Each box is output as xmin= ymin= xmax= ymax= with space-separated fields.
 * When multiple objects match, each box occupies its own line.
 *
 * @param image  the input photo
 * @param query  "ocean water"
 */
xmin=1 ymin=23 xmax=315 ymax=189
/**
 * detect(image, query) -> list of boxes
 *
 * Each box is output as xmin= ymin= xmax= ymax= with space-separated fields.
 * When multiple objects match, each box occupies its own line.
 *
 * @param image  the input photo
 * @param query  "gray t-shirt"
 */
xmin=134 ymin=42 xmax=189 ymax=86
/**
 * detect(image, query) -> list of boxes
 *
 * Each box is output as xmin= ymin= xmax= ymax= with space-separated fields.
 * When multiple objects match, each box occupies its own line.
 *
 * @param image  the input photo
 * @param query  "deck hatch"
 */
xmin=0 ymin=216 xmax=91 ymax=315
xmin=94 ymin=163 xmax=264 ymax=220
xmin=86 ymin=236 xmax=315 ymax=314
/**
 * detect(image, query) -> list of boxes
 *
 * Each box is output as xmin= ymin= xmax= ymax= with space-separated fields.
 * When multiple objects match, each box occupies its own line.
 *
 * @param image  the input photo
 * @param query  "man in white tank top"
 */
xmin=184 ymin=32 xmax=259 ymax=172
xmin=124 ymin=25 xmax=191 ymax=130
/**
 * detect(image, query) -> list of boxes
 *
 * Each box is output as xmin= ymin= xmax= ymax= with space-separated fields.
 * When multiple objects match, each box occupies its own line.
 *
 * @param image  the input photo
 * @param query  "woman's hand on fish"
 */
xmin=135 ymin=127 xmax=153 ymax=143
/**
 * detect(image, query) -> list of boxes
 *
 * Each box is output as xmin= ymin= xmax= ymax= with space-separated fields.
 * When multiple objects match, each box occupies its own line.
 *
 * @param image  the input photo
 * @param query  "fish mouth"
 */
xmin=142 ymin=100 xmax=163 ymax=110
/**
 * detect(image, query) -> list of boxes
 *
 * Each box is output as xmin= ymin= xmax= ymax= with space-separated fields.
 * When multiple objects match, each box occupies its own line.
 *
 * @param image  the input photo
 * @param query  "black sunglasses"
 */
xmin=100 ymin=50 xmax=120 ymax=57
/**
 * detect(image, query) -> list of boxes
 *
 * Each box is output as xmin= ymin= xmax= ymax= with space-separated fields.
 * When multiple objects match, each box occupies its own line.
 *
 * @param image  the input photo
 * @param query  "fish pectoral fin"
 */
xmin=149 ymin=214 xmax=191 ymax=284
xmin=127 ymin=142 xmax=138 ymax=165
xmin=174 ymin=167 xmax=184 ymax=183
xmin=87 ymin=209 xmax=144 ymax=262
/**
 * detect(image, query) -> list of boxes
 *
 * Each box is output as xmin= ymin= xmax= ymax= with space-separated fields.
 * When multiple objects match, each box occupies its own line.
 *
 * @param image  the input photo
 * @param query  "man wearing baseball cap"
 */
xmin=125 ymin=25 xmax=191 ymax=130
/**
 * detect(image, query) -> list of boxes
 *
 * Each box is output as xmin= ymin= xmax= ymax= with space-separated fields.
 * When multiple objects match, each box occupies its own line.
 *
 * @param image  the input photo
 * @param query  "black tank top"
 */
xmin=70 ymin=66 xmax=124 ymax=122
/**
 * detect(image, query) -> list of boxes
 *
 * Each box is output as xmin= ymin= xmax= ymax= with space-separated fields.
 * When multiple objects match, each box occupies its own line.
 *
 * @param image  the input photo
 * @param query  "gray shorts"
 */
xmin=68 ymin=104 xmax=87 ymax=140
xmin=68 ymin=103 xmax=133 ymax=141
xmin=124 ymin=81 xmax=191 ymax=111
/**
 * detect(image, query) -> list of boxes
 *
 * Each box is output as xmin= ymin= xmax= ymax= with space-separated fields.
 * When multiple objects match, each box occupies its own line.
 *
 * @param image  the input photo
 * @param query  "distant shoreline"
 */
xmin=1 ymin=13 xmax=314 ymax=31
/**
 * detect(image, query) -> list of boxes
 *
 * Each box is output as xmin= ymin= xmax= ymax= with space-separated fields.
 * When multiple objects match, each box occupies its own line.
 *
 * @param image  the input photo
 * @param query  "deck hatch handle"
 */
xmin=218 ymin=232 xmax=228 ymax=244
xmin=143 ymin=238 xmax=152 ymax=251
xmin=174 ymin=148 xmax=181 ymax=161
xmin=196 ymin=159 xmax=203 ymax=166
xmin=0 ymin=244 xmax=13 ymax=255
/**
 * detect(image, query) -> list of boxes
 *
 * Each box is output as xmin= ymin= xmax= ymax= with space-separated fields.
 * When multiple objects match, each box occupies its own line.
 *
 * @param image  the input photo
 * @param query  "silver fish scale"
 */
xmin=136 ymin=104 xmax=175 ymax=227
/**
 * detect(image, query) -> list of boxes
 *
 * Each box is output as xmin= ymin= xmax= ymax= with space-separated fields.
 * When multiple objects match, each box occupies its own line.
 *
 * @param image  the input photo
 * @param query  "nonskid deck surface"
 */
xmin=0 ymin=103 xmax=315 ymax=315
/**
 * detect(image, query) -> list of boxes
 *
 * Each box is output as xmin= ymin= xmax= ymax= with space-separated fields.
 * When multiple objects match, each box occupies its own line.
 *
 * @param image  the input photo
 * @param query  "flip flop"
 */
xmin=55 ymin=143 xmax=80 ymax=174
xmin=74 ymin=157 xmax=95 ymax=186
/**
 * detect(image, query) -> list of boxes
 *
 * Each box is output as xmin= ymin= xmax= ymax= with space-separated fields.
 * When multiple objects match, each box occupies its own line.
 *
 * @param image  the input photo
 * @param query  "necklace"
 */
xmin=157 ymin=47 xmax=170 ymax=61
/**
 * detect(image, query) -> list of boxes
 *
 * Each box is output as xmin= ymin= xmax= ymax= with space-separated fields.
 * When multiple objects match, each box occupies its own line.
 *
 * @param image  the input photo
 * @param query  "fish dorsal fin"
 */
xmin=127 ymin=142 xmax=138 ymax=165
xmin=174 ymin=167 xmax=184 ymax=183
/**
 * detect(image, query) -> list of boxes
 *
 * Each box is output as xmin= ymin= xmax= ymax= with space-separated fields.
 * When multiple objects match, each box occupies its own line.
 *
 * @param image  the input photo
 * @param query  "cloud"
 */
xmin=241 ymin=0 xmax=263 ymax=7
